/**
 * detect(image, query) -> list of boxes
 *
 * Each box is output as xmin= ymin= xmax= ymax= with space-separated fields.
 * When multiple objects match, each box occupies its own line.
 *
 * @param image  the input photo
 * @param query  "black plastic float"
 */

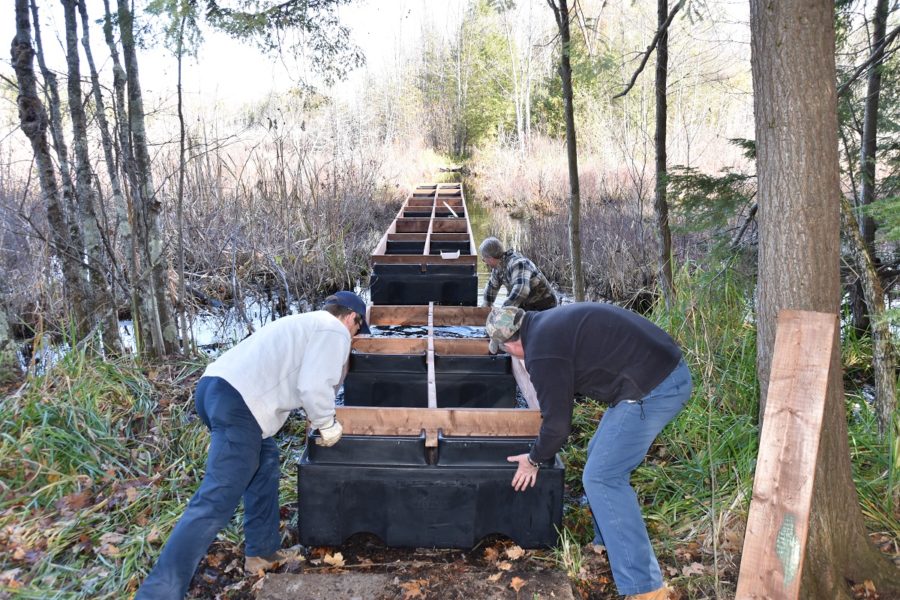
xmin=298 ymin=433 xmax=564 ymax=548
xmin=297 ymin=183 xmax=564 ymax=549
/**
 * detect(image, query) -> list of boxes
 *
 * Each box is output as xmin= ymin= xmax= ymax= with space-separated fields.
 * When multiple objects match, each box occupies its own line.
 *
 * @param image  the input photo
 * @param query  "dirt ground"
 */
xmin=187 ymin=533 xmax=716 ymax=600
xmin=185 ymin=527 xmax=900 ymax=600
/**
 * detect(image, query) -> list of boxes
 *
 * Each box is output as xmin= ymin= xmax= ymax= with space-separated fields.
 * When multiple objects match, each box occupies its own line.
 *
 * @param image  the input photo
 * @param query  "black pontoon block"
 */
xmin=342 ymin=353 xmax=517 ymax=408
xmin=298 ymin=434 xmax=564 ymax=548
xmin=369 ymin=263 xmax=477 ymax=306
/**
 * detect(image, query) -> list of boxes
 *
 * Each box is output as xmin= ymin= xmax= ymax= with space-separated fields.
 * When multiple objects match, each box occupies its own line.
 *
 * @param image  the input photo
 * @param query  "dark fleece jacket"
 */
xmin=520 ymin=302 xmax=682 ymax=462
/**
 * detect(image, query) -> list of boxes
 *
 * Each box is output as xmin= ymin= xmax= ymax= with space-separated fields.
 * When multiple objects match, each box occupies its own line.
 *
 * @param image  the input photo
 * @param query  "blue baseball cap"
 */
xmin=325 ymin=291 xmax=370 ymax=334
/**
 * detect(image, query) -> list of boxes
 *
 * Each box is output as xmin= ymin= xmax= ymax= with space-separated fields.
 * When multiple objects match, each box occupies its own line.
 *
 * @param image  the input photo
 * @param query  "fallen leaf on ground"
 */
xmin=675 ymin=542 xmax=700 ymax=562
xmin=509 ymin=576 xmax=526 ymax=593
xmin=497 ymin=561 xmax=512 ymax=571
xmin=55 ymin=491 xmax=92 ymax=514
xmin=483 ymin=547 xmax=499 ymax=563
xmin=100 ymin=532 xmax=125 ymax=545
xmin=0 ymin=568 xmax=24 ymax=589
xmin=323 ymin=552 xmax=345 ymax=567
xmin=505 ymin=545 xmax=525 ymax=560
xmin=400 ymin=579 xmax=427 ymax=599
xmin=682 ymin=562 xmax=705 ymax=576
xmin=206 ymin=552 xmax=225 ymax=567
xmin=850 ymin=580 xmax=879 ymax=600
xmin=487 ymin=572 xmax=502 ymax=582
xmin=98 ymin=532 xmax=125 ymax=557
xmin=146 ymin=528 xmax=161 ymax=544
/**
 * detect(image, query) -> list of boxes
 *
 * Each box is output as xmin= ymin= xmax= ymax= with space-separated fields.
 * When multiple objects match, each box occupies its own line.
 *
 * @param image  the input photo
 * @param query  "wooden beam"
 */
xmin=367 ymin=305 xmax=431 ymax=325
xmin=351 ymin=338 xmax=492 ymax=357
xmin=352 ymin=338 xmax=427 ymax=354
xmin=427 ymin=303 xmax=437 ymax=408
xmin=368 ymin=305 xmax=489 ymax=326
xmin=423 ymin=202 xmax=435 ymax=256
xmin=371 ymin=204 xmax=401 ymax=256
xmin=395 ymin=218 xmax=431 ymax=234
xmin=735 ymin=310 xmax=837 ymax=600
xmin=462 ymin=190 xmax=477 ymax=256
xmin=370 ymin=255 xmax=478 ymax=266
xmin=511 ymin=357 xmax=540 ymax=409
xmin=387 ymin=233 xmax=428 ymax=241
xmin=335 ymin=406 xmax=542 ymax=437
xmin=432 ymin=338 xmax=491 ymax=355
xmin=431 ymin=220 xmax=469 ymax=234
xmin=429 ymin=233 xmax=470 ymax=241
xmin=432 ymin=305 xmax=489 ymax=325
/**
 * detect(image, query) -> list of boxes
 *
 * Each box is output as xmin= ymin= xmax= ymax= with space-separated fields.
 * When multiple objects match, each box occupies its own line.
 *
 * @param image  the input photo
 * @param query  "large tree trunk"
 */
xmin=77 ymin=0 xmax=132 ymax=307
xmin=548 ymin=0 xmax=584 ymax=301
xmin=654 ymin=0 xmax=675 ymax=309
xmin=25 ymin=0 xmax=93 ymax=339
xmin=116 ymin=0 xmax=179 ymax=356
xmin=13 ymin=0 xmax=91 ymax=340
xmin=101 ymin=0 xmax=142 ymax=349
xmin=749 ymin=0 xmax=900 ymax=596
xmin=61 ymin=0 xmax=123 ymax=355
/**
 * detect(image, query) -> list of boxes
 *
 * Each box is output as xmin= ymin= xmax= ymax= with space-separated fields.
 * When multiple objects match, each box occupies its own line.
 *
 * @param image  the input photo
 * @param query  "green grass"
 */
xmin=555 ymin=261 xmax=898 ymax=593
xmin=0 ymin=262 xmax=896 ymax=598
xmin=0 ymin=350 xmax=208 ymax=597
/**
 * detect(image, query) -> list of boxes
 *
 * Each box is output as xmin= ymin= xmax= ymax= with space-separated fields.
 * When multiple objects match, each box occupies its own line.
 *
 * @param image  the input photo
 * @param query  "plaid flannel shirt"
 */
xmin=483 ymin=250 xmax=556 ymax=310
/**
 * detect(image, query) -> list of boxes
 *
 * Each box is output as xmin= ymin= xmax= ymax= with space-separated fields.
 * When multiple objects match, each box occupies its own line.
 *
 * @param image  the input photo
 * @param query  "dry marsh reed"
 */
xmin=470 ymin=138 xmax=662 ymax=304
xmin=0 ymin=103 xmax=452 ymax=338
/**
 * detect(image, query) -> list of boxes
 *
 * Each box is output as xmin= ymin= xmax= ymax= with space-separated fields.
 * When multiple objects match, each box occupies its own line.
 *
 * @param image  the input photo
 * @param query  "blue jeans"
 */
xmin=136 ymin=377 xmax=281 ymax=600
xmin=583 ymin=359 xmax=692 ymax=596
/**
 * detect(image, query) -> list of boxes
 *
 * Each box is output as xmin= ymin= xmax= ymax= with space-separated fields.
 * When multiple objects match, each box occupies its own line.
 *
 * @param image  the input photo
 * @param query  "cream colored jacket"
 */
xmin=202 ymin=311 xmax=350 ymax=438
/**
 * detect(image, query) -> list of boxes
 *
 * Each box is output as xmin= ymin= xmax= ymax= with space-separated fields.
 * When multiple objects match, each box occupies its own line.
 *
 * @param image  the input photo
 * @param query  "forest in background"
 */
xmin=1 ymin=0 xmax=899 ymax=598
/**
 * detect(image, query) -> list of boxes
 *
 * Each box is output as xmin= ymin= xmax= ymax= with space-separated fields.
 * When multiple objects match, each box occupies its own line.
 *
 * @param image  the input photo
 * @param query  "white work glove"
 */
xmin=315 ymin=418 xmax=343 ymax=447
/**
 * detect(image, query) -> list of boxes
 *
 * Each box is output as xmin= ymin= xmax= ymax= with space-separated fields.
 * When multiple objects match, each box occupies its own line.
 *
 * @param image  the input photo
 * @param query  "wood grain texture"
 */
xmin=735 ymin=310 xmax=837 ymax=599
xmin=336 ymin=406 xmax=542 ymax=437
xmin=367 ymin=305 xmax=489 ymax=326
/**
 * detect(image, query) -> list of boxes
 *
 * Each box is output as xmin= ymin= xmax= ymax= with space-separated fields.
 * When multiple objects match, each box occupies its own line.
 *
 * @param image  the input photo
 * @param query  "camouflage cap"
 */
xmin=485 ymin=306 xmax=525 ymax=354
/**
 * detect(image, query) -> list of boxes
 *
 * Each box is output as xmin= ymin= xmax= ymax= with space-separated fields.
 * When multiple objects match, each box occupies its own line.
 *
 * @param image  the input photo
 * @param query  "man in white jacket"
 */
xmin=136 ymin=291 xmax=369 ymax=599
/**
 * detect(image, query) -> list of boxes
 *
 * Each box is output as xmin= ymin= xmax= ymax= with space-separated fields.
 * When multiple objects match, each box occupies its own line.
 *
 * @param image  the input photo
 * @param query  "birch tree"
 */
xmin=61 ymin=0 xmax=123 ymax=354
xmin=117 ymin=0 xmax=180 ymax=356
xmin=13 ymin=0 xmax=92 ymax=342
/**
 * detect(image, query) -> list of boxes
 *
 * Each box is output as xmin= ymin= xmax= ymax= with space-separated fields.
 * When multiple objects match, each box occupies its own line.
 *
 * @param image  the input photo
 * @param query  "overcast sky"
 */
xmin=2 ymin=0 xmax=462 ymax=108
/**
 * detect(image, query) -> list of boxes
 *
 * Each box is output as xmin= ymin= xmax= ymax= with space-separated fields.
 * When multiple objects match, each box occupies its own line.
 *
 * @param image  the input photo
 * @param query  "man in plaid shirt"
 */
xmin=480 ymin=237 xmax=558 ymax=311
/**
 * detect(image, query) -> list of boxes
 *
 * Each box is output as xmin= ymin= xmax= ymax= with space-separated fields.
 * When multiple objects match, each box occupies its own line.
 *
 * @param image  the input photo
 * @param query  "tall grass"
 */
xmin=0 ymin=348 xmax=208 ymax=597
xmin=0 ymin=339 xmax=318 ymax=598
xmin=556 ymin=260 xmax=897 ymax=596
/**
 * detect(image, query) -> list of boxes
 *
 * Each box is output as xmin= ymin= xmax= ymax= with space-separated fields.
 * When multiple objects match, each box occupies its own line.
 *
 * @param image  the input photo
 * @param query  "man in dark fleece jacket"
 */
xmin=486 ymin=303 xmax=692 ymax=600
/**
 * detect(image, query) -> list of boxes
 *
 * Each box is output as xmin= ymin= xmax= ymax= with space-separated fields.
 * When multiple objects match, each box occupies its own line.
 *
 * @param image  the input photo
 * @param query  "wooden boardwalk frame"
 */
xmin=340 ymin=303 xmax=541 ymax=445
xmin=735 ymin=310 xmax=837 ymax=599
xmin=370 ymin=183 xmax=477 ymax=268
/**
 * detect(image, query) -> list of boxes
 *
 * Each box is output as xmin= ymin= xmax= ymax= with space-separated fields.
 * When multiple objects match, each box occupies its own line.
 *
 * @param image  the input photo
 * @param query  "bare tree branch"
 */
xmin=837 ymin=22 xmax=900 ymax=98
xmin=613 ymin=0 xmax=686 ymax=99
